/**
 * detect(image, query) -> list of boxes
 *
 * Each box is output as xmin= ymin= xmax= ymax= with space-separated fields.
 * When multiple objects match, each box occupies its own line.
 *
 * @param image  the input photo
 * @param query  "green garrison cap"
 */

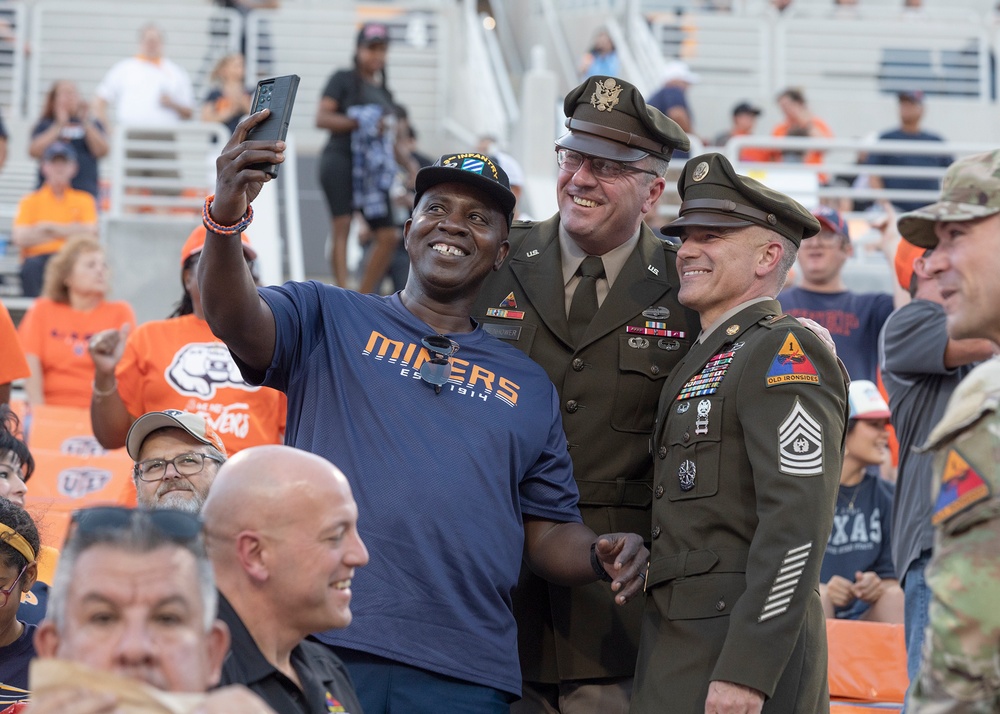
xmin=897 ymin=149 xmax=1000 ymax=249
xmin=661 ymin=153 xmax=821 ymax=246
xmin=555 ymin=76 xmax=690 ymax=162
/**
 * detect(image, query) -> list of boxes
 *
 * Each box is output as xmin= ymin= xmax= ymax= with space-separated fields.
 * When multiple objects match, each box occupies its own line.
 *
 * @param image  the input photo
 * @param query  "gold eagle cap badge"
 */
xmin=590 ymin=78 xmax=623 ymax=112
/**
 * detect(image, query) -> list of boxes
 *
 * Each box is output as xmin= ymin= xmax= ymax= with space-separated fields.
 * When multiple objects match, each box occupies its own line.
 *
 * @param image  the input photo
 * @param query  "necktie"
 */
xmin=568 ymin=255 xmax=605 ymax=344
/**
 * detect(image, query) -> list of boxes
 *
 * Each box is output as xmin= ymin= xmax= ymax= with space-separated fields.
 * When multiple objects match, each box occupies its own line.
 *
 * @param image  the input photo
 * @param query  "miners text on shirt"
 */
xmin=363 ymin=330 xmax=521 ymax=406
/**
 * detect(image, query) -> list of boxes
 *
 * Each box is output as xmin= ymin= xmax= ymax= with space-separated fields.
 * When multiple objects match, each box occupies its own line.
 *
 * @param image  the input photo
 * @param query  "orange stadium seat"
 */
xmin=828 ymin=619 xmax=908 ymax=713
xmin=21 ymin=404 xmax=136 ymax=549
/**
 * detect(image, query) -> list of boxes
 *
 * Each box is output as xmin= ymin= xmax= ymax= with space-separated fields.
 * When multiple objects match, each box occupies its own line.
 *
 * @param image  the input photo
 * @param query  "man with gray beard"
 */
xmin=125 ymin=409 xmax=227 ymax=512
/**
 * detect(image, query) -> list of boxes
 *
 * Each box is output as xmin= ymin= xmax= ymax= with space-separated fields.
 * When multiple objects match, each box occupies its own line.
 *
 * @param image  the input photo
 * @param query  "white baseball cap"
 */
xmin=848 ymin=380 xmax=891 ymax=420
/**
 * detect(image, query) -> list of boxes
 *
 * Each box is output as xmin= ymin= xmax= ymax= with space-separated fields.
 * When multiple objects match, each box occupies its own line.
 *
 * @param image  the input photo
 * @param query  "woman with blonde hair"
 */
xmin=201 ymin=53 xmax=252 ymax=136
xmin=16 ymin=237 xmax=135 ymax=408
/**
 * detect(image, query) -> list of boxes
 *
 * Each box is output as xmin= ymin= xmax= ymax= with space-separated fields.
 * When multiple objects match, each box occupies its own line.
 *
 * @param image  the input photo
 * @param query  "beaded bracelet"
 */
xmin=202 ymin=194 xmax=254 ymax=236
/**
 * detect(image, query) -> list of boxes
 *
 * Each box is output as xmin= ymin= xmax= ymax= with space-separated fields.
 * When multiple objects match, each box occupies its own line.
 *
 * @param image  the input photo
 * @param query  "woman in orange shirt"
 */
xmin=16 ymin=238 xmax=135 ymax=408
xmin=87 ymin=227 xmax=285 ymax=456
xmin=771 ymin=87 xmax=834 ymax=169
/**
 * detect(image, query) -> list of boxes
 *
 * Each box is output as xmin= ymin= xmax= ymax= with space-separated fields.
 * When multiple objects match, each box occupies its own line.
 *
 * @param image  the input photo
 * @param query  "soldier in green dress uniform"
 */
xmin=632 ymin=153 xmax=849 ymax=714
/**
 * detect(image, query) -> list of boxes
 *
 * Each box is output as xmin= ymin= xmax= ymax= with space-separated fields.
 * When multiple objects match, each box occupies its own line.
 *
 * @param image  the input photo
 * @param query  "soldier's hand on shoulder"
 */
xmin=794 ymin=317 xmax=836 ymax=356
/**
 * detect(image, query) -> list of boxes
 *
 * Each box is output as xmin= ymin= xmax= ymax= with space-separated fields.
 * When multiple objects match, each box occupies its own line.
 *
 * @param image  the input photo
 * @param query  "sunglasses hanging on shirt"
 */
xmin=419 ymin=334 xmax=460 ymax=394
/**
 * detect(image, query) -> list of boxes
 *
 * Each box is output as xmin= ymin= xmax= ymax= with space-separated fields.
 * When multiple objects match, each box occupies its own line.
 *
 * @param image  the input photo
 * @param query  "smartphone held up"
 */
xmin=246 ymin=74 xmax=300 ymax=179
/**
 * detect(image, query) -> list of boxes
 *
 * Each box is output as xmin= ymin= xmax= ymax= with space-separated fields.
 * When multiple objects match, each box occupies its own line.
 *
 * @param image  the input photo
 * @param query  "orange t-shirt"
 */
xmin=17 ymin=298 xmax=136 ymax=408
xmin=770 ymin=116 xmax=834 ymax=166
xmin=0 ymin=302 xmax=30 ymax=384
xmin=13 ymin=185 xmax=98 ymax=258
xmin=115 ymin=313 xmax=286 ymax=454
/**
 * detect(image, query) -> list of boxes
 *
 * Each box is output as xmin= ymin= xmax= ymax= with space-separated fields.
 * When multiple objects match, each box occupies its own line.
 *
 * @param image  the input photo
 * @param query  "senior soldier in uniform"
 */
xmin=895 ymin=150 xmax=1000 ymax=713
xmin=632 ymin=153 xmax=849 ymax=714
xmin=473 ymin=76 xmax=698 ymax=712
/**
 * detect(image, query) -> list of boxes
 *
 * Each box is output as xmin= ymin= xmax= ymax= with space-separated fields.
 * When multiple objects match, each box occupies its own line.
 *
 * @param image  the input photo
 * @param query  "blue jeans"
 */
xmin=332 ymin=647 xmax=514 ymax=714
xmin=902 ymin=550 xmax=932 ymax=712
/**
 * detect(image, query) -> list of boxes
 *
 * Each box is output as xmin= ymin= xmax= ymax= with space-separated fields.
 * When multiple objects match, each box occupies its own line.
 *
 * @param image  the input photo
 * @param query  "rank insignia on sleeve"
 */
xmin=500 ymin=292 xmax=517 ymax=308
xmin=932 ymin=448 xmax=991 ymax=526
xmin=778 ymin=400 xmax=823 ymax=476
xmin=766 ymin=332 xmax=820 ymax=387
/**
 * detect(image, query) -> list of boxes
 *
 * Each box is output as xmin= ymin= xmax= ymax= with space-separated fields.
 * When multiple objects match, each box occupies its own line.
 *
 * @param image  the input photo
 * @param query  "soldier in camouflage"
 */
xmin=897 ymin=149 xmax=1000 ymax=713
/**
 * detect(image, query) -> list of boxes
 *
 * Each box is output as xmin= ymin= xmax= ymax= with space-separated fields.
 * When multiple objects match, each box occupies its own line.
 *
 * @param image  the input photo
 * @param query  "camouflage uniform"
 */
xmin=908 ymin=358 xmax=1000 ymax=713
xmin=897 ymin=150 xmax=1000 ymax=713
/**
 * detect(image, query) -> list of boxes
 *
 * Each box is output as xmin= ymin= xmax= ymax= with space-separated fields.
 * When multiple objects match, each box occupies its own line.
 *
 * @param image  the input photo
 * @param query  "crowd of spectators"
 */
xmin=0 ymin=7 xmax=995 ymax=714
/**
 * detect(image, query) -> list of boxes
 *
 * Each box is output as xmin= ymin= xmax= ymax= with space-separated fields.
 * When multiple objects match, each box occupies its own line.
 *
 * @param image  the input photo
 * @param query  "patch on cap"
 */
xmin=557 ymin=75 xmax=690 ymax=162
xmin=661 ymin=152 xmax=821 ymax=245
xmin=413 ymin=152 xmax=515 ymax=227
xmin=590 ymin=78 xmax=624 ymax=112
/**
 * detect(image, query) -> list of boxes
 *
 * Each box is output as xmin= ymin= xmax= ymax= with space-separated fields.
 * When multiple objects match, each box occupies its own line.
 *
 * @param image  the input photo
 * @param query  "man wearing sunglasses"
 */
xmin=29 ymin=507 xmax=276 ymax=713
xmin=470 ymin=75 xmax=698 ymax=713
xmin=197 ymin=114 xmax=648 ymax=714
xmin=125 ymin=409 xmax=228 ymax=514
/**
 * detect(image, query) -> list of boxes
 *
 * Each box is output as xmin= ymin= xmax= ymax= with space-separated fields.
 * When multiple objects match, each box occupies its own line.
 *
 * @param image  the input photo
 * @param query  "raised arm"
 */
xmin=198 ymin=110 xmax=280 ymax=375
xmin=88 ymin=325 xmax=134 ymax=449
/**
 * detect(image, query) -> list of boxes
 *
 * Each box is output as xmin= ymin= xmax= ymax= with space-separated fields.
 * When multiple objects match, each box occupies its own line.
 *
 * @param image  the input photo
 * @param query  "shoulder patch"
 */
xmin=932 ymin=448 xmax=991 ymax=526
xmin=778 ymin=399 xmax=824 ymax=476
xmin=766 ymin=331 xmax=820 ymax=387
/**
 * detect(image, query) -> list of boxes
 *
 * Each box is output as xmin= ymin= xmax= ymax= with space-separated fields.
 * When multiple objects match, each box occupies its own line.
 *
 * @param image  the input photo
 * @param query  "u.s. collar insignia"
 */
xmin=643 ymin=306 xmax=671 ymax=320
xmin=692 ymin=162 xmax=710 ymax=182
xmin=590 ymin=78 xmax=623 ymax=112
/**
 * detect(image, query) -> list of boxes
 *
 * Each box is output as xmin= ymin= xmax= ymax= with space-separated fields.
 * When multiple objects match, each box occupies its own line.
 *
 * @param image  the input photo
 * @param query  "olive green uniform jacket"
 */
xmin=472 ymin=215 xmax=700 ymax=682
xmin=632 ymin=300 xmax=848 ymax=713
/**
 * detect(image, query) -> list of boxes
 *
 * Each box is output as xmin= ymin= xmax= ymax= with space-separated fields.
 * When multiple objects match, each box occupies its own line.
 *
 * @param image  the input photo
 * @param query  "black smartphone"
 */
xmin=246 ymin=74 xmax=300 ymax=178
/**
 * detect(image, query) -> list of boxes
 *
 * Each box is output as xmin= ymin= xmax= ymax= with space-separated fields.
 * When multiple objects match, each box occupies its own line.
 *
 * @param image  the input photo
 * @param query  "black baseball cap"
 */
xmin=357 ymin=22 xmax=389 ymax=47
xmin=414 ymin=153 xmax=516 ymax=228
xmin=733 ymin=101 xmax=762 ymax=117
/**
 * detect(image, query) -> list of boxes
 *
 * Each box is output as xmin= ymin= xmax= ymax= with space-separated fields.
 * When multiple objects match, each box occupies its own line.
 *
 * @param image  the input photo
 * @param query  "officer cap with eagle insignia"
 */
xmin=556 ymin=76 xmax=690 ymax=163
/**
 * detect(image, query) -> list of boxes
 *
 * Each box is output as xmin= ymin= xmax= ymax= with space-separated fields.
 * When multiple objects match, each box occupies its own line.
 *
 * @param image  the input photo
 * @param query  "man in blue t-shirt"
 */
xmin=199 ymin=115 xmax=649 ymax=714
xmin=866 ymin=92 xmax=952 ymax=213
xmin=779 ymin=205 xmax=896 ymax=382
